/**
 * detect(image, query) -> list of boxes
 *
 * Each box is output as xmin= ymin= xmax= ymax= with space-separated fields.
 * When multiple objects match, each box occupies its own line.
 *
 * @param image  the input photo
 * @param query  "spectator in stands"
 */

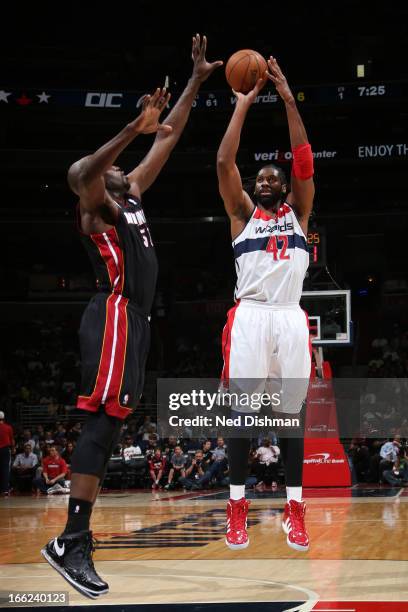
xmin=0 ymin=411 xmax=14 ymax=496
xmin=163 ymin=436 xmax=180 ymax=459
xmin=54 ymin=436 xmax=67 ymax=455
xmin=33 ymin=446 xmax=68 ymax=494
xmin=196 ymin=437 xmax=228 ymax=488
xmin=138 ymin=416 xmax=157 ymax=438
xmin=213 ymin=437 xmax=227 ymax=460
xmin=54 ymin=423 xmax=67 ymax=443
xmin=122 ymin=436 xmax=142 ymax=462
xmin=179 ymin=450 xmax=210 ymax=490
xmin=254 ymin=438 xmax=280 ymax=491
xmin=144 ymin=434 xmax=159 ymax=458
xmin=22 ymin=429 xmax=36 ymax=452
xmin=44 ymin=430 xmax=55 ymax=445
xmin=125 ymin=419 xmax=138 ymax=440
xmin=211 ymin=436 xmax=228 ymax=474
xmin=33 ymin=425 xmax=45 ymax=445
xmin=348 ymin=438 xmax=371 ymax=482
xmin=37 ymin=441 xmax=52 ymax=463
xmin=257 ymin=430 xmax=278 ymax=447
xmin=164 ymin=446 xmax=186 ymax=490
xmin=148 ymin=448 xmax=166 ymax=490
xmin=202 ymin=439 xmax=213 ymax=462
xmin=142 ymin=425 xmax=159 ymax=442
xmin=61 ymin=441 xmax=75 ymax=467
xmin=12 ymin=443 xmax=38 ymax=492
xmin=383 ymin=446 xmax=408 ymax=486
xmin=379 ymin=436 xmax=401 ymax=482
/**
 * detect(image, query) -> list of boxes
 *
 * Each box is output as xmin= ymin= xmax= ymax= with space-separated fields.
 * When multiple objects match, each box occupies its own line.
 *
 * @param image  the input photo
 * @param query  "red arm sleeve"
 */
xmin=291 ymin=143 xmax=314 ymax=180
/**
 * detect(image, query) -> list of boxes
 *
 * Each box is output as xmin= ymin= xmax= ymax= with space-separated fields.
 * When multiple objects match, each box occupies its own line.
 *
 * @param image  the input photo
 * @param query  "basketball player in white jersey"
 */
xmin=217 ymin=56 xmax=315 ymax=551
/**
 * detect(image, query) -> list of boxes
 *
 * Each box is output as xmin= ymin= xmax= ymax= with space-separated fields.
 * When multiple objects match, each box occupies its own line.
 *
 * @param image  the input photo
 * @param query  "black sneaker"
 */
xmin=41 ymin=530 xmax=108 ymax=599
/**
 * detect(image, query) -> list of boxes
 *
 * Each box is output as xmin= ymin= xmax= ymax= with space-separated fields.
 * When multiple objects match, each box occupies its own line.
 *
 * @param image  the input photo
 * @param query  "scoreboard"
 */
xmin=1 ymin=80 xmax=407 ymax=111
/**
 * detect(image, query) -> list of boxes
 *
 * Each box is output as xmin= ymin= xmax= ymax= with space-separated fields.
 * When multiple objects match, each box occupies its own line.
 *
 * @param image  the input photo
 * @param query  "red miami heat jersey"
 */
xmin=79 ymin=194 xmax=158 ymax=315
xmin=76 ymin=194 xmax=157 ymax=419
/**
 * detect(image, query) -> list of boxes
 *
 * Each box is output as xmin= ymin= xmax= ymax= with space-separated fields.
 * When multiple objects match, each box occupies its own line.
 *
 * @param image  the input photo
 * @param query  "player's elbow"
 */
xmin=217 ymin=157 xmax=234 ymax=182
xmin=216 ymin=154 xmax=230 ymax=169
xmin=67 ymin=158 xmax=89 ymax=195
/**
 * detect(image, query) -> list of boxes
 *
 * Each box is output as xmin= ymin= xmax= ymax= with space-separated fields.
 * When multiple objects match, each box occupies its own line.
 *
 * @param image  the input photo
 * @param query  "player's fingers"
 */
xmin=150 ymin=88 xmax=161 ymax=105
xmin=158 ymin=92 xmax=172 ymax=111
xmin=154 ymin=88 xmax=168 ymax=107
xmin=268 ymin=57 xmax=280 ymax=69
xmin=211 ymin=60 xmax=224 ymax=70
xmin=142 ymin=95 xmax=151 ymax=110
xmin=195 ymin=33 xmax=201 ymax=52
xmin=266 ymin=71 xmax=278 ymax=83
xmin=255 ymin=72 xmax=268 ymax=90
xmin=270 ymin=57 xmax=284 ymax=78
xmin=268 ymin=68 xmax=280 ymax=82
xmin=267 ymin=60 xmax=279 ymax=75
xmin=201 ymin=34 xmax=207 ymax=58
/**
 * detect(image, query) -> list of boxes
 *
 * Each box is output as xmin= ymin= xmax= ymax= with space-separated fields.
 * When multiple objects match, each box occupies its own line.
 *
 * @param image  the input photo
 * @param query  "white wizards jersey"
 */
xmin=233 ymin=203 xmax=309 ymax=304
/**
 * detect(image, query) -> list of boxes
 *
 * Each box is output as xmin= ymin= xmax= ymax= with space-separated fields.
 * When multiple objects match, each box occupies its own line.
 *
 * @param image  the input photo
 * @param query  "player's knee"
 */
xmin=70 ymin=409 xmax=122 ymax=479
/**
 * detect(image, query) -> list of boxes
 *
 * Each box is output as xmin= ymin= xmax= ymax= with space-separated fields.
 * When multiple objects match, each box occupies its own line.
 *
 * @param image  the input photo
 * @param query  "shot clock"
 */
xmin=307 ymin=227 xmax=326 ymax=267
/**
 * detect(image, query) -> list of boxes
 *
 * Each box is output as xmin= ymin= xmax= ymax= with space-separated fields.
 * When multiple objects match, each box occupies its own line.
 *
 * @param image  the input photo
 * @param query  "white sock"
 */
xmin=286 ymin=486 xmax=302 ymax=503
xmin=230 ymin=485 xmax=245 ymax=500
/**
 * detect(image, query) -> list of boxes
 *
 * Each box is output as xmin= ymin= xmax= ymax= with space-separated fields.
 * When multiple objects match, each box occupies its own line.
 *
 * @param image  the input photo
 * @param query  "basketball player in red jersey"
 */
xmin=41 ymin=35 xmax=222 ymax=599
xmin=217 ymin=57 xmax=315 ymax=551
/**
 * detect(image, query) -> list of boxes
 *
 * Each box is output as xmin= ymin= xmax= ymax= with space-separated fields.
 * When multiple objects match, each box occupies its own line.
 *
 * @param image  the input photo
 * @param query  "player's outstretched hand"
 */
xmin=134 ymin=88 xmax=173 ymax=134
xmin=232 ymin=72 xmax=268 ymax=107
xmin=192 ymin=33 xmax=223 ymax=83
xmin=266 ymin=56 xmax=294 ymax=104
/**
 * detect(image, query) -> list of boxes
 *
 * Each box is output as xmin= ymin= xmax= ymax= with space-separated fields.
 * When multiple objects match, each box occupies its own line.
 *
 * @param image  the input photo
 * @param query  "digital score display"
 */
xmin=307 ymin=228 xmax=326 ymax=267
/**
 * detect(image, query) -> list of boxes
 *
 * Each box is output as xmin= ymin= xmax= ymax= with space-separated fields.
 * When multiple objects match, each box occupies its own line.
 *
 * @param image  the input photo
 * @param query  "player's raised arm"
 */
xmin=216 ymin=78 xmax=266 ymax=238
xmin=267 ymin=56 xmax=315 ymax=235
xmin=127 ymin=34 xmax=223 ymax=196
xmin=67 ymin=89 xmax=172 ymax=213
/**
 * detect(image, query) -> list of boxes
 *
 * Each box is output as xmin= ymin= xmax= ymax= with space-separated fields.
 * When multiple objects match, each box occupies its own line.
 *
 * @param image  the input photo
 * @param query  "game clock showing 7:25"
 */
xmin=307 ymin=227 xmax=326 ymax=267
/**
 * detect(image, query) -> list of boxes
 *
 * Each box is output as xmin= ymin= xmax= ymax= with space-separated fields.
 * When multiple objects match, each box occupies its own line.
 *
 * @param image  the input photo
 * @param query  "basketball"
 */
xmin=225 ymin=49 xmax=268 ymax=94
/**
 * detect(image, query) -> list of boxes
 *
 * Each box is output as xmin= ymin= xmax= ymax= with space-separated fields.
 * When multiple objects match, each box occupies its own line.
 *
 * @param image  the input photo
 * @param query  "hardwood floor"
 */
xmin=1 ymin=487 xmax=408 ymax=607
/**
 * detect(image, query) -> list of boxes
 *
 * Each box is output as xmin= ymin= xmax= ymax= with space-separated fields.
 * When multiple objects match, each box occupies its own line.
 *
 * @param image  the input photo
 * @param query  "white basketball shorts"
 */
xmin=221 ymin=301 xmax=311 ymax=414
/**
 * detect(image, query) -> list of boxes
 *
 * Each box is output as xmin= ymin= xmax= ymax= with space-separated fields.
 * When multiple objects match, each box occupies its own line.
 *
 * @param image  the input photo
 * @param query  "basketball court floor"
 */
xmin=1 ymin=485 xmax=408 ymax=611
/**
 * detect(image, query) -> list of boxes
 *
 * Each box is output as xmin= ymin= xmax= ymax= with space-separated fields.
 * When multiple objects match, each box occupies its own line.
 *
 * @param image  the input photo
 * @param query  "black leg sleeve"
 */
xmin=227 ymin=438 xmax=251 ymax=485
xmin=70 ymin=408 xmax=122 ymax=480
xmin=279 ymin=409 xmax=305 ymax=487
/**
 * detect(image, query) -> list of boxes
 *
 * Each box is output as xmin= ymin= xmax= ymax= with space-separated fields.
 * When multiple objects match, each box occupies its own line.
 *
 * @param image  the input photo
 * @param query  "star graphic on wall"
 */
xmin=0 ymin=90 xmax=11 ymax=103
xmin=37 ymin=91 xmax=50 ymax=103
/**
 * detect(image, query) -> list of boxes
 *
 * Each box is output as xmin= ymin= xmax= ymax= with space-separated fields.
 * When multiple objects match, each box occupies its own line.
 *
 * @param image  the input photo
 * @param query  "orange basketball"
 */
xmin=225 ymin=49 xmax=268 ymax=94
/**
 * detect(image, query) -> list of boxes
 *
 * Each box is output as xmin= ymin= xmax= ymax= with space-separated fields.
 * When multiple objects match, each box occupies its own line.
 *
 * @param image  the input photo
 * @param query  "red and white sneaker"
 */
xmin=225 ymin=498 xmax=250 ymax=550
xmin=282 ymin=500 xmax=309 ymax=552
